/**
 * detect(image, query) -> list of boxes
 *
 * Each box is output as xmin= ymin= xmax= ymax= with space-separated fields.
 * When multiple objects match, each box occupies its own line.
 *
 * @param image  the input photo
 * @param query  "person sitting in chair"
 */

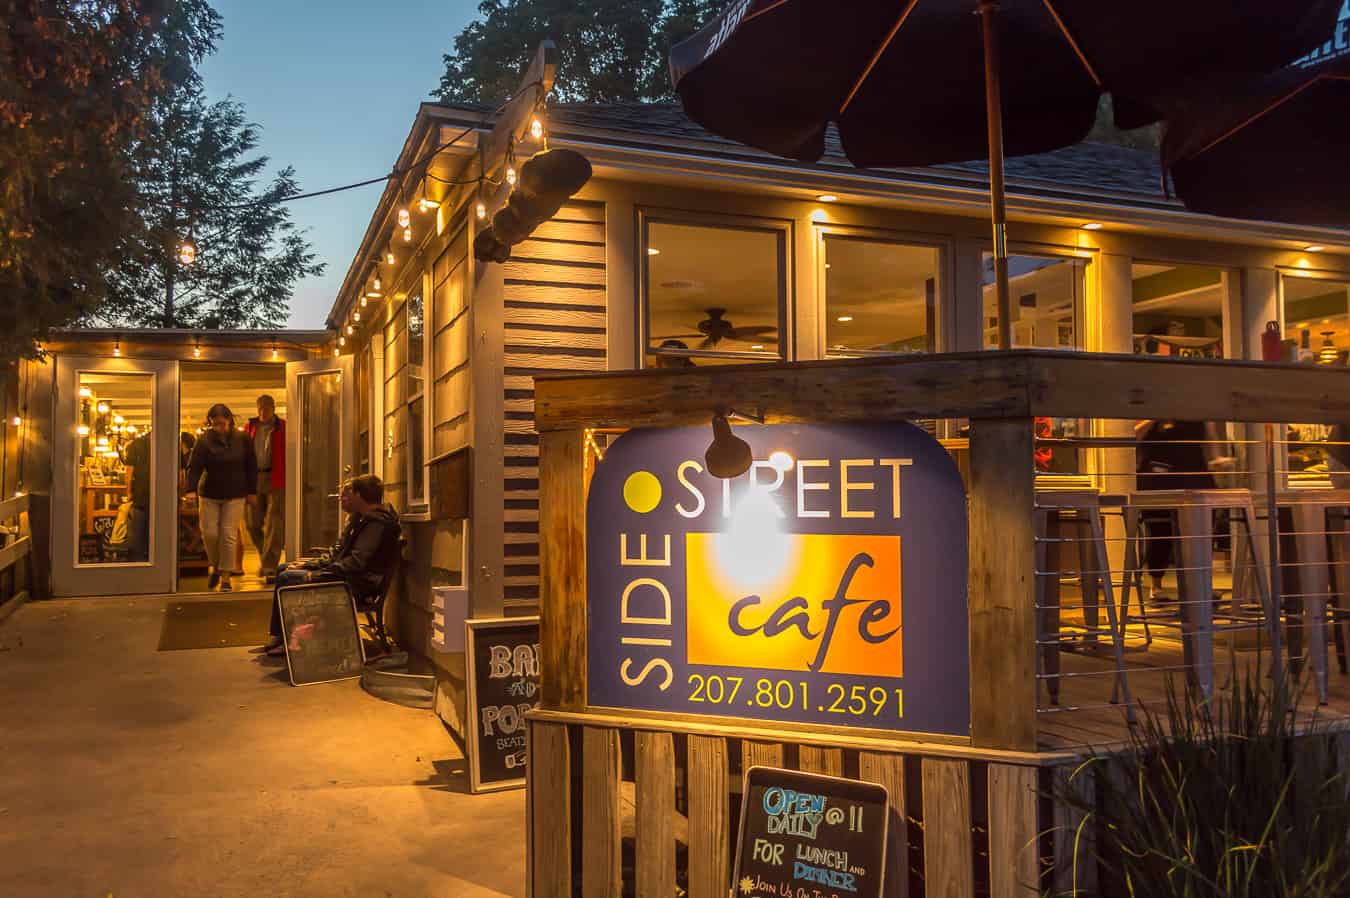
xmin=259 ymin=474 xmax=401 ymax=656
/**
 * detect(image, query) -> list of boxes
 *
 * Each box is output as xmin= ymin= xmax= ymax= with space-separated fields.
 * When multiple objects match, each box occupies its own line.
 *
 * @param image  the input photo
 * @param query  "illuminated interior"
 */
xmin=1131 ymin=263 xmax=1228 ymax=358
xmin=645 ymin=220 xmax=782 ymax=365
xmin=982 ymin=253 xmax=1083 ymax=350
xmin=824 ymin=237 xmax=938 ymax=355
xmin=75 ymin=371 xmax=154 ymax=565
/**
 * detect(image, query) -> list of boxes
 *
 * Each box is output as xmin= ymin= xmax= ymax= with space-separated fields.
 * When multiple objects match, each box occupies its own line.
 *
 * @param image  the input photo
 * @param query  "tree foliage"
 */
xmin=0 ymin=0 xmax=219 ymax=361
xmin=97 ymin=90 xmax=324 ymax=329
xmin=435 ymin=0 xmax=720 ymax=104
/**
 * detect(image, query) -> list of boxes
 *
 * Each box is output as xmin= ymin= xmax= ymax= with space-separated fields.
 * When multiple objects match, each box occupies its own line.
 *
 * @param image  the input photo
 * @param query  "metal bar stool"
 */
xmin=1035 ymin=490 xmax=1134 ymax=717
xmin=1275 ymin=489 xmax=1350 ymax=704
xmin=1120 ymin=489 xmax=1269 ymax=699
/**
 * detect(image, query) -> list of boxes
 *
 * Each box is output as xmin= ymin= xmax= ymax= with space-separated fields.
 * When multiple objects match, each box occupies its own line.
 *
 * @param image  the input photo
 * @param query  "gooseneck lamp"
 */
xmin=705 ymin=411 xmax=753 ymax=479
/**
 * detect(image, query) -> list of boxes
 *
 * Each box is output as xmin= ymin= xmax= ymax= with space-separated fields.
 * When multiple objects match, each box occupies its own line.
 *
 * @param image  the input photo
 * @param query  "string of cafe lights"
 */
xmin=172 ymin=83 xmax=548 ymax=278
xmin=331 ymin=97 xmax=550 ymax=357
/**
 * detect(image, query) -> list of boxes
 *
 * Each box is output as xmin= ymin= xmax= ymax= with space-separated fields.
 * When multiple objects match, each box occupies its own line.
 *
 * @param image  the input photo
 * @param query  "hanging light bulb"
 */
xmin=10 ymin=415 xmax=21 ymax=427
xmin=113 ymin=339 xmax=121 ymax=357
xmin=333 ymin=347 xmax=340 ymax=357
xmin=385 ymin=250 xmax=396 ymax=265
xmin=360 ymin=296 xmax=368 ymax=308
xmin=418 ymin=195 xmax=440 ymax=213
xmin=397 ymin=207 xmax=410 ymax=229
xmin=339 ymin=336 xmax=346 ymax=347
xmin=345 ymin=324 xmax=354 ymax=335
xmin=78 ymin=386 xmax=92 ymax=398
xmin=530 ymin=116 xmax=544 ymax=141
xmin=402 ymin=227 xmax=413 ymax=243
xmin=353 ymin=310 xmax=361 ymax=322
xmin=97 ymin=401 xmax=110 ymax=414
xmin=373 ymin=272 xmax=382 ymax=291
xmin=271 ymin=341 xmax=279 ymax=360
xmin=193 ymin=342 xmax=201 ymax=358
xmin=178 ymin=234 xmax=198 ymax=266
xmin=475 ymin=200 xmax=487 ymax=220
xmin=505 ymin=164 xmax=517 ymax=187
xmin=113 ymin=414 xmax=125 ymax=425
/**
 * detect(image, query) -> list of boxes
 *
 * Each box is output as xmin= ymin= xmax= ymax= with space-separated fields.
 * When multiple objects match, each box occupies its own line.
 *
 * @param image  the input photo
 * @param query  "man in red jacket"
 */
xmin=245 ymin=394 xmax=286 ymax=581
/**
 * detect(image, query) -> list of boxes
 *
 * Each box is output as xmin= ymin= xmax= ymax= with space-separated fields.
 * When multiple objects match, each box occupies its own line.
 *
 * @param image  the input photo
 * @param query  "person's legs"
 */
xmin=216 ymin=498 xmax=245 ymax=589
xmin=260 ymin=480 xmax=284 ymax=573
xmin=266 ymin=562 xmax=311 ymax=644
xmin=127 ymin=505 xmax=150 ymax=563
xmin=1143 ymin=511 xmax=1176 ymax=598
xmin=199 ymin=497 xmax=222 ymax=572
xmin=245 ymin=474 xmax=267 ymax=559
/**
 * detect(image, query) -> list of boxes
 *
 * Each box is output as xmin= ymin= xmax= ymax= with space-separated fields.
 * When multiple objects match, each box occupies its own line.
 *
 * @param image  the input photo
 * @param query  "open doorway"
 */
xmin=179 ymin=362 xmax=288 ymax=594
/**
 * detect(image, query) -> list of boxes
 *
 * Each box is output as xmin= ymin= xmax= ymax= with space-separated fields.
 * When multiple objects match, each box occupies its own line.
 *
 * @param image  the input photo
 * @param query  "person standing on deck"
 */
xmin=185 ymin=404 xmax=256 ymax=592
xmin=245 ymin=395 xmax=285 ymax=583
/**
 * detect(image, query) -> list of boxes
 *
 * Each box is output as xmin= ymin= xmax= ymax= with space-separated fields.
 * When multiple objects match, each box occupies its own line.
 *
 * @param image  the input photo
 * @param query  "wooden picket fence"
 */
xmin=524 ymin=709 xmax=1097 ymax=898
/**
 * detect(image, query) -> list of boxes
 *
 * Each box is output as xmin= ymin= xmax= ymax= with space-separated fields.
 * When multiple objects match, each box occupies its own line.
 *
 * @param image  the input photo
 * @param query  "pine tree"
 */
xmin=97 ymin=89 xmax=324 ymax=329
xmin=434 ymin=0 xmax=721 ymax=104
xmin=0 ymin=0 xmax=220 ymax=361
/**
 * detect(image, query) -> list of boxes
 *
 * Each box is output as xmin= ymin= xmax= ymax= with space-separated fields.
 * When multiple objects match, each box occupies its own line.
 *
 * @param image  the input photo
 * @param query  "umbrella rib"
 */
xmin=1041 ymin=0 xmax=1103 ymax=89
xmin=743 ymin=0 xmax=793 ymax=24
xmin=1189 ymin=77 xmax=1323 ymax=160
xmin=840 ymin=0 xmax=923 ymax=115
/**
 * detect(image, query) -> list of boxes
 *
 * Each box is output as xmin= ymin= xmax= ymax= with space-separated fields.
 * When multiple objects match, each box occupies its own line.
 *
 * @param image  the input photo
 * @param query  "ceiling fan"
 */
xmin=651 ymin=307 xmax=777 ymax=350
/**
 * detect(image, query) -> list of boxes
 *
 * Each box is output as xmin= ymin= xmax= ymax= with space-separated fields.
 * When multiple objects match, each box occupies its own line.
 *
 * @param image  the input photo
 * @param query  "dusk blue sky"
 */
xmin=200 ymin=0 xmax=480 ymax=329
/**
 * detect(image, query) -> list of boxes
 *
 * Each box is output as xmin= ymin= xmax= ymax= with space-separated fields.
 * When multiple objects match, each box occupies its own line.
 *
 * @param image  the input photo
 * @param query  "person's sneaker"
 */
xmin=207 ymin=569 xmax=220 ymax=589
xmin=265 ymin=641 xmax=287 ymax=657
xmin=219 ymin=579 xmax=232 ymax=592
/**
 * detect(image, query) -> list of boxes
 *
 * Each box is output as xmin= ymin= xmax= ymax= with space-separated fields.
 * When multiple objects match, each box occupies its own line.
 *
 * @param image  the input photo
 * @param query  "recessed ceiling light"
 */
xmin=824 ymin=263 xmax=832 ymax=269
xmin=817 ymin=194 xmax=838 ymax=202
xmin=751 ymin=344 xmax=764 ymax=350
xmin=1305 ymin=244 xmax=1325 ymax=252
xmin=1081 ymin=222 xmax=1103 ymax=231
xmin=647 ymin=247 xmax=660 ymax=255
xmin=836 ymin=315 xmax=854 ymax=323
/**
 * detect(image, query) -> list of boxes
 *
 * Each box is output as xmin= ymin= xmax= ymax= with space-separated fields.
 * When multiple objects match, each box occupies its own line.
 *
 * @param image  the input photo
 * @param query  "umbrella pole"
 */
xmin=977 ymin=0 xmax=1012 ymax=350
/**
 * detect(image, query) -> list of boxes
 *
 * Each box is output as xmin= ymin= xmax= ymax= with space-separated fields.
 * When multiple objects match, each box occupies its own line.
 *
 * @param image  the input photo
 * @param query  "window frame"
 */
xmin=406 ymin=275 xmax=430 ymax=511
xmin=637 ymin=207 xmax=793 ymax=368
xmin=813 ymin=224 xmax=949 ymax=358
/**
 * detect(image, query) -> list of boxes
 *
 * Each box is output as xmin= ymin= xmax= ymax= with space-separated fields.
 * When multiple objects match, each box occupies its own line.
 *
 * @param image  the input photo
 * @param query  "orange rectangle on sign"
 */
xmin=686 ymin=533 xmax=902 ymax=678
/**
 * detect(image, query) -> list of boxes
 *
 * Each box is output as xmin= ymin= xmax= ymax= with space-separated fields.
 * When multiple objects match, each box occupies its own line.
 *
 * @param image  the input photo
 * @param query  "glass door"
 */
xmin=51 ymin=356 xmax=179 ymax=596
xmin=285 ymin=356 xmax=355 ymax=561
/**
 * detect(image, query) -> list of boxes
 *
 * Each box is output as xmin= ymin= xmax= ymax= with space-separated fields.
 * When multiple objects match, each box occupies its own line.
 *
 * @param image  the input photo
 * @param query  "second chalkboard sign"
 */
xmin=276 ymin=583 xmax=366 ymax=686
xmin=732 ymin=766 xmax=890 ymax=898
xmin=465 ymin=617 xmax=540 ymax=793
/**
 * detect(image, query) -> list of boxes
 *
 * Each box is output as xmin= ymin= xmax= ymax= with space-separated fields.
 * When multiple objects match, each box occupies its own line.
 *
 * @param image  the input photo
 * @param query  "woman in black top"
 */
xmin=185 ymin=404 xmax=256 ymax=591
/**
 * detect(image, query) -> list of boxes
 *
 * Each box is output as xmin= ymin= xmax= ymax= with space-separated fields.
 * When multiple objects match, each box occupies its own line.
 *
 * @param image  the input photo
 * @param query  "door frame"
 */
xmin=50 ymin=355 xmax=179 ymax=597
xmin=285 ymin=355 xmax=355 ymax=561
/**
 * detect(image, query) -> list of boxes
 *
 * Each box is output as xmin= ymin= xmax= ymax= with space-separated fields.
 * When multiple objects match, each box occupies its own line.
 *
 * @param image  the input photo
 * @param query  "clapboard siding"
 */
xmin=432 ymin=231 xmax=471 ymax=460
xmin=499 ymin=201 xmax=605 ymax=606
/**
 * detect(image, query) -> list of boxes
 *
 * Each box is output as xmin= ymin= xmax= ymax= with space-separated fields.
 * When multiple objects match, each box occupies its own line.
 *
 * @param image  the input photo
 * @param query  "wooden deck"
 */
xmin=1038 ymin=615 xmax=1350 ymax=752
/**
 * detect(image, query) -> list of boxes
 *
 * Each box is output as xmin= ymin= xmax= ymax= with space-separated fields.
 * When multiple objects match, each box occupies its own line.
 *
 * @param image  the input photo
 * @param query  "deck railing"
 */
xmin=0 ymin=492 xmax=32 ymax=620
xmin=527 ymin=350 xmax=1350 ymax=898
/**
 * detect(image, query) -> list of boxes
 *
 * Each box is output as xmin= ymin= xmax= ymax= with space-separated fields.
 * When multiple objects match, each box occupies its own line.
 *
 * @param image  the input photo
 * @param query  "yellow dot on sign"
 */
xmin=622 ymin=471 xmax=661 ymax=513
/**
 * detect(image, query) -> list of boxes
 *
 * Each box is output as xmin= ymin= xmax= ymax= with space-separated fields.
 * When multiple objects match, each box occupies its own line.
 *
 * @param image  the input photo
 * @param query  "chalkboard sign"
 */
xmin=732 ymin=766 xmax=890 ymax=898
xmin=465 ymin=617 xmax=540 ymax=793
xmin=277 ymin=583 xmax=366 ymax=686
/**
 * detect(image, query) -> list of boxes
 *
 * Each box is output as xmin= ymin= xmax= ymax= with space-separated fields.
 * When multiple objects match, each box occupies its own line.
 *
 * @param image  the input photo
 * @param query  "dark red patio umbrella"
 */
xmin=670 ymin=0 xmax=1340 ymax=347
xmin=1162 ymin=10 xmax=1350 ymax=228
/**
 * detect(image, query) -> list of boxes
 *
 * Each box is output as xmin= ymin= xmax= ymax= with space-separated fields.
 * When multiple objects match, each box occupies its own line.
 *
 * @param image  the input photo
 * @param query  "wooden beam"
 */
xmin=538 ymin=429 xmax=587 ymax=711
xmin=858 ymin=752 xmax=908 ymax=898
xmin=0 ymin=493 xmax=29 ymax=520
xmin=634 ymin=731 xmax=676 ymax=898
xmin=0 ymin=535 xmax=30 ymax=574
xmin=534 ymin=350 xmax=1350 ymax=433
xmin=988 ymin=763 xmax=1040 ymax=898
xmin=921 ymin=758 xmax=974 ymax=898
xmin=479 ymin=41 xmax=559 ymax=191
xmin=968 ymin=418 xmax=1038 ymax=751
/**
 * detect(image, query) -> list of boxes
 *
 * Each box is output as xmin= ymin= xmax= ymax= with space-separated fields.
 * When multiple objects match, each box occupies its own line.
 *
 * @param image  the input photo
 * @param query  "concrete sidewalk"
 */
xmin=0 ymin=595 xmax=525 ymax=898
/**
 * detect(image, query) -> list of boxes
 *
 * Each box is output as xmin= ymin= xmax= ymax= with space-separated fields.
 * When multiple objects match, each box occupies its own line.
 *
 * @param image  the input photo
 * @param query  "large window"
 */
xmin=983 ymin=253 xmax=1084 ymax=350
xmin=1282 ymin=274 xmax=1350 ymax=481
xmin=642 ymin=216 xmax=786 ymax=366
xmin=407 ymin=289 xmax=427 ymax=506
xmin=823 ymin=236 xmax=939 ymax=355
xmin=1131 ymin=264 xmax=1229 ymax=359
xmin=984 ymin=253 xmax=1087 ymax=476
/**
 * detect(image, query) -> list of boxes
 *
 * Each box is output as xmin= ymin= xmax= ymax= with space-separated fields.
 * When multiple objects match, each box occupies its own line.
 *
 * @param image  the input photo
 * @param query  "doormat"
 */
xmin=158 ymin=599 xmax=272 ymax=651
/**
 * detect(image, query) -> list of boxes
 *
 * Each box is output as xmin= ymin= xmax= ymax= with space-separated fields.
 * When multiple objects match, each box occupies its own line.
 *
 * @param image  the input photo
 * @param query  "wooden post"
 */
xmin=858 ymin=752 xmax=908 ymax=898
xmin=635 ymin=731 xmax=676 ymax=898
xmin=968 ymin=417 xmax=1038 ymax=750
xmin=539 ymin=428 xmax=587 ymax=710
xmin=687 ymin=735 xmax=730 ymax=898
xmin=470 ymin=231 xmax=506 ymax=617
xmin=529 ymin=721 xmax=572 ymax=898
xmin=922 ymin=758 xmax=974 ymax=898
xmin=582 ymin=727 xmax=622 ymax=898
xmin=988 ymin=763 xmax=1039 ymax=898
